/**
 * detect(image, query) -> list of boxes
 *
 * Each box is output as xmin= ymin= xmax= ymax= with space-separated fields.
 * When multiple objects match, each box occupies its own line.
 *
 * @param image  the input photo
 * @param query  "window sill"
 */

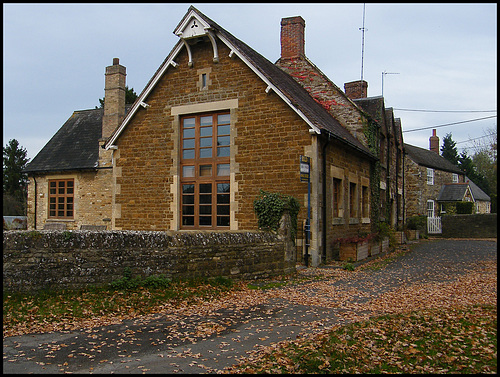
xmin=349 ymin=218 xmax=359 ymax=225
xmin=332 ymin=217 xmax=344 ymax=225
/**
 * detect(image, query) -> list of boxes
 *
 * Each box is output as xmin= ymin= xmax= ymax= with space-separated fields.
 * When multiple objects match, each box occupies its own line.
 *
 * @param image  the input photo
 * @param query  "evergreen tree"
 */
xmin=3 ymin=139 xmax=29 ymax=215
xmin=97 ymin=86 xmax=138 ymax=108
xmin=441 ymin=133 xmax=459 ymax=166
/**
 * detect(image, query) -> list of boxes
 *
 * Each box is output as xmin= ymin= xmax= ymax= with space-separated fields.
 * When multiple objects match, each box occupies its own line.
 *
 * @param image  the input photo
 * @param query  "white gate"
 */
xmin=427 ymin=217 xmax=442 ymax=234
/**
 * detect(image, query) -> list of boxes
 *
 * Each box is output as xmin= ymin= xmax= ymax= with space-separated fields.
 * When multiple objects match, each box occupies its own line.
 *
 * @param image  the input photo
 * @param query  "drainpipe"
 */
xmin=33 ymin=175 xmax=37 ymax=230
xmin=322 ymin=133 xmax=332 ymax=264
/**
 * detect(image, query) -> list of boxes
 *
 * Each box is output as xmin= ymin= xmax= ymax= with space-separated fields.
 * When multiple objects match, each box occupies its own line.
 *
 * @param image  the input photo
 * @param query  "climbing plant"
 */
xmin=253 ymin=190 xmax=300 ymax=240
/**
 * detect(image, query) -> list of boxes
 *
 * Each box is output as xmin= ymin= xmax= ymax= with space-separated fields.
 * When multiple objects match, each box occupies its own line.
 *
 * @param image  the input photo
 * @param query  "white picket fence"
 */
xmin=427 ymin=217 xmax=442 ymax=234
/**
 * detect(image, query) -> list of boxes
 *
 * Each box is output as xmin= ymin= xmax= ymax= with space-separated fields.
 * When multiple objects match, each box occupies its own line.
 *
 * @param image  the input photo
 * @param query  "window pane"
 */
xmin=199 ymin=194 xmax=212 ymax=204
xmin=200 ymin=148 xmax=212 ymax=158
xmin=58 ymin=181 xmax=65 ymax=188
xmin=183 ymin=149 xmax=195 ymax=159
xmin=58 ymin=211 xmax=64 ymax=217
xmin=217 ymin=205 xmax=230 ymax=216
xmin=200 ymin=137 xmax=212 ymax=147
xmin=217 ymin=183 xmax=230 ymax=193
xmin=217 ymin=136 xmax=230 ymax=146
xmin=183 ymin=139 xmax=195 ymax=149
xmin=199 ymin=205 xmax=212 ymax=215
xmin=67 ymin=187 xmax=73 ymax=194
xmin=217 ymin=114 xmax=230 ymax=124
xmin=217 ymin=125 xmax=230 ymax=135
xmin=67 ymin=181 xmax=73 ymax=188
xmin=182 ymin=195 xmax=194 ymax=204
xmin=183 ymin=166 xmax=195 ymax=177
xmin=199 ymin=216 xmax=212 ymax=226
xmin=200 ymin=126 xmax=212 ymax=137
xmin=183 ymin=128 xmax=195 ymax=138
xmin=200 ymin=116 xmax=213 ymax=126
xmin=199 ymin=165 xmax=212 ymax=177
xmin=200 ymin=183 xmax=212 ymax=193
xmin=183 ymin=184 xmax=195 ymax=194
xmin=217 ymin=194 xmax=230 ymax=204
xmin=217 ymin=164 xmax=230 ymax=176
xmin=50 ymin=182 xmax=56 ymax=188
xmin=217 ymin=147 xmax=230 ymax=157
xmin=217 ymin=217 xmax=230 ymax=227
xmin=183 ymin=216 xmax=194 ymax=226
xmin=183 ymin=118 xmax=195 ymax=127
xmin=50 ymin=188 xmax=56 ymax=195
xmin=182 ymin=206 xmax=194 ymax=215
xmin=59 ymin=188 xmax=65 ymax=194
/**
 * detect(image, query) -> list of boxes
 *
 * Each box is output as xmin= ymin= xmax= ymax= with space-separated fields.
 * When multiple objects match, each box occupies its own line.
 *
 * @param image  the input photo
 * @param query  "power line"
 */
xmin=402 ymin=115 xmax=497 ymax=133
xmin=394 ymin=108 xmax=497 ymax=113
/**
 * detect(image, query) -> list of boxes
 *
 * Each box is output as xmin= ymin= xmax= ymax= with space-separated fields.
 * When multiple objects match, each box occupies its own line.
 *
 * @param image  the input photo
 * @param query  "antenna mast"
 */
xmin=359 ymin=3 xmax=366 ymax=82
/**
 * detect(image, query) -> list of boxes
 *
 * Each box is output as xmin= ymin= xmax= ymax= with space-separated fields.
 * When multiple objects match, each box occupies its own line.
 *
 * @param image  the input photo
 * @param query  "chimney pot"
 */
xmin=113 ymin=58 xmax=120 ymax=65
xmin=280 ymin=16 xmax=305 ymax=59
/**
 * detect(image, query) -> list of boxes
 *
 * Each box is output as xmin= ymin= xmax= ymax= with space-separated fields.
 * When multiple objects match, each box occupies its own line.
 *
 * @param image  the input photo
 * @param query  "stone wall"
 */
xmin=441 ymin=213 xmax=497 ymax=238
xmin=3 ymin=230 xmax=295 ymax=293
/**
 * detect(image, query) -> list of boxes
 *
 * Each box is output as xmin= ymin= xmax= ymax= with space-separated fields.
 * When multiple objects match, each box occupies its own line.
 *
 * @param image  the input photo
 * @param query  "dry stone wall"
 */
xmin=3 ymin=230 xmax=294 ymax=292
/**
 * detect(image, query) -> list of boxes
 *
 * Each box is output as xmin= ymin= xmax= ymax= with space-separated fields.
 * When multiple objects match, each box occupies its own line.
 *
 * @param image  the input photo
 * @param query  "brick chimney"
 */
xmin=429 ymin=129 xmax=439 ymax=154
xmin=102 ymin=58 xmax=126 ymax=139
xmin=344 ymin=80 xmax=368 ymax=100
xmin=280 ymin=16 xmax=305 ymax=59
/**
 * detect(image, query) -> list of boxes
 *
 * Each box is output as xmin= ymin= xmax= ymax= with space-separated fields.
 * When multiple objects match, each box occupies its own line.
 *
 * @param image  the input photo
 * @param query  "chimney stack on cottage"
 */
xmin=280 ymin=16 xmax=306 ymax=59
xmin=344 ymin=80 xmax=368 ymax=100
xmin=102 ymin=58 xmax=126 ymax=139
xmin=429 ymin=129 xmax=439 ymax=154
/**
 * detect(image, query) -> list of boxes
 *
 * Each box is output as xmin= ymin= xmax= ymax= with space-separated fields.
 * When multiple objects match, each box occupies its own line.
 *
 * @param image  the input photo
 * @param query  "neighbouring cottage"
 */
xmin=404 ymin=129 xmax=490 ymax=219
xmin=24 ymin=6 xmax=405 ymax=266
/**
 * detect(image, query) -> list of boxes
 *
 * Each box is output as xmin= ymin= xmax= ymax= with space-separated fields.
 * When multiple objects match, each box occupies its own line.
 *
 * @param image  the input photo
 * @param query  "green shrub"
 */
xmin=253 ymin=190 xmax=300 ymax=240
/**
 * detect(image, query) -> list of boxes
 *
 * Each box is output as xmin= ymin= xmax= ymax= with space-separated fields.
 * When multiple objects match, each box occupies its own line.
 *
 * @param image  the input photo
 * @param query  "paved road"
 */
xmin=3 ymin=239 xmax=497 ymax=374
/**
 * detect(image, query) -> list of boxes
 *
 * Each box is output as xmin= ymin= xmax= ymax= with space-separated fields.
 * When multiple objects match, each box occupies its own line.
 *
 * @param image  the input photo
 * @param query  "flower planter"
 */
xmin=380 ymin=237 xmax=390 ymax=253
xmin=369 ymin=239 xmax=380 ymax=257
xmin=395 ymin=231 xmax=406 ymax=244
xmin=406 ymin=229 xmax=419 ymax=240
xmin=339 ymin=240 xmax=369 ymax=261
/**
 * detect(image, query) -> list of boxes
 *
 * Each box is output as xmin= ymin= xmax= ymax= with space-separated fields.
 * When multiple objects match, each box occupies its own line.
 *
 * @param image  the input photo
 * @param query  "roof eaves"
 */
xmin=105 ymin=40 xmax=185 ymax=149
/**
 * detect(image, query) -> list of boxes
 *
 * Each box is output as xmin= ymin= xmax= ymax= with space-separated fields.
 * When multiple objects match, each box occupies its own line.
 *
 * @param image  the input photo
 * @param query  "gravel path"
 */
xmin=3 ymin=238 xmax=497 ymax=374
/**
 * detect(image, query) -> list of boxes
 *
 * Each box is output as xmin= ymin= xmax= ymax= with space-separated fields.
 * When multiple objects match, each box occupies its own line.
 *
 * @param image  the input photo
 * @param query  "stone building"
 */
xmin=404 ymin=130 xmax=466 ymax=218
xmin=24 ymin=6 xmax=405 ymax=266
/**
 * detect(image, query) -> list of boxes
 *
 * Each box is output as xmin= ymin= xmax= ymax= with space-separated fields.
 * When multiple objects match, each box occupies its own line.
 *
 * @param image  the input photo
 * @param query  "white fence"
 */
xmin=427 ymin=217 xmax=442 ymax=234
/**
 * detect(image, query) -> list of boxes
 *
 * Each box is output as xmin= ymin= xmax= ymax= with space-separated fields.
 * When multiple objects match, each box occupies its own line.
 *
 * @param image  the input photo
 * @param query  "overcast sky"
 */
xmin=3 ymin=3 xmax=497 ymax=161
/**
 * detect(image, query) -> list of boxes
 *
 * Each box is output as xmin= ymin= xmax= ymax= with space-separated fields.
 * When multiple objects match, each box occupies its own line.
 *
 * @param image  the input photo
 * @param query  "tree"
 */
xmin=470 ymin=127 xmax=497 ymax=212
xmin=96 ymin=86 xmax=138 ymax=108
xmin=441 ymin=133 xmax=459 ymax=166
xmin=3 ymin=139 xmax=29 ymax=215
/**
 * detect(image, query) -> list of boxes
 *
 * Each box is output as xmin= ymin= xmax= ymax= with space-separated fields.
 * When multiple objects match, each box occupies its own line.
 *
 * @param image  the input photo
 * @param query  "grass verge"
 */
xmin=229 ymin=304 xmax=497 ymax=374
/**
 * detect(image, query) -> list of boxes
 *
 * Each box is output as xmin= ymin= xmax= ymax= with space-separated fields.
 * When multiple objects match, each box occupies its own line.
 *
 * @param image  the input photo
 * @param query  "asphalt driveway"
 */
xmin=3 ymin=238 xmax=497 ymax=374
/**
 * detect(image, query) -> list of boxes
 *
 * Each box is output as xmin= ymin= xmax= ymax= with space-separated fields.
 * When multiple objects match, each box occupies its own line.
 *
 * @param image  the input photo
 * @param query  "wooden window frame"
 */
xmin=332 ymin=177 xmax=341 ymax=218
xmin=48 ymin=178 xmax=74 ymax=219
xmin=180 ymin=111 xmax=230 ymax=229
xmin=349 ymin=181 xmax=358 ymax=218
xmin=427 ymin=168 xmax=434 ymax=185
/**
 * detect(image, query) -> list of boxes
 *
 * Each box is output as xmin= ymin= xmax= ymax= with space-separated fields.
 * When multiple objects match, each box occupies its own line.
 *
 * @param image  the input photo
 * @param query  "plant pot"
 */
xmin=339 ymin=240 xmax=369 ymax=261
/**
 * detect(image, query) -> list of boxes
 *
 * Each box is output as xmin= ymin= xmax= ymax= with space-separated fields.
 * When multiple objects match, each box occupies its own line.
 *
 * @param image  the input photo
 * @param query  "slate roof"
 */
xmin=404 ymin=143 xmax=463 ymax=174
xmin=196 ymin=8 xmax=373 ymax=157
xmin=437 ymin=183 xmax=470 ymax=202
xmin=107 ymin=6 xmax=373 ymax=158
xmin=24 ymin=106 xmax=132 ymax=174
xmin=24 ymin=108 xmax=104 ymax=173
xmin=466 ymin=177 xmax=491 ymax=201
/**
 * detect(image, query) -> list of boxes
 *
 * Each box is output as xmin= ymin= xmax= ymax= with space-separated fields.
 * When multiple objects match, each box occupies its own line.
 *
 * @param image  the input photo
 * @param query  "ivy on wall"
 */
xmin=253 ymin=190 xmax=300 ymax=240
